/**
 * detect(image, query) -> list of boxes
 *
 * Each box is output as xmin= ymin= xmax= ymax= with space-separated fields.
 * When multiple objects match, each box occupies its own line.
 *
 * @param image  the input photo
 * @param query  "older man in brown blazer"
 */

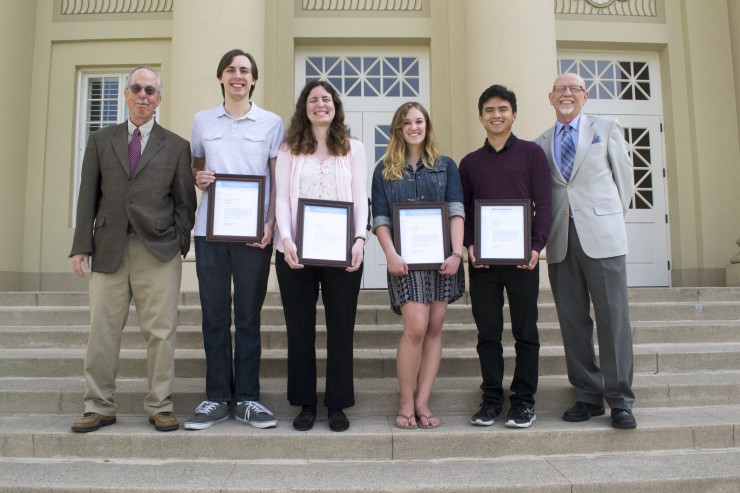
xmin=69 ymin=66 xmax=196 ymax=433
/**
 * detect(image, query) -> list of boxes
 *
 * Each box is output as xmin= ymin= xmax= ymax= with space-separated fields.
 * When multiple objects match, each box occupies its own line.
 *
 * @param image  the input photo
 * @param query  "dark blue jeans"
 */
xmin=195 ymin=237 xmax=272 ymax=402
xmin=469 ymin=263 xmax=540 ymax=407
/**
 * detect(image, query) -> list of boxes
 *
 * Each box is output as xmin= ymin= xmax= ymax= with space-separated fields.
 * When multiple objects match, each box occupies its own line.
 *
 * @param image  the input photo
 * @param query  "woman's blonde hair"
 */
xmin=381 ymin=102 xmax=440 ymax=181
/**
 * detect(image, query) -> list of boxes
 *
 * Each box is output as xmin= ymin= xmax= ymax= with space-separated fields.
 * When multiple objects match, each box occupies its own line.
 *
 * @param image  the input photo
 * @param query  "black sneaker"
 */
xmin=505 ymin=401 xmax=536 ymax=428
xmin=471 ymin=402 xmax=501 ymax=426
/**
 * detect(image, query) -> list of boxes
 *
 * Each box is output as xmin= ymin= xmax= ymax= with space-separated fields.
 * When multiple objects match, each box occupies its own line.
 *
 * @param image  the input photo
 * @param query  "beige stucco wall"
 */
xmin=0 ymin=0 xmax=37 ymax=290
xmin=22 ymin=0 xmax=172 ymax=290
xmin=662 ymin=1 xmax=740 ymax=285
xmin=6 ymin=0 xmax=740 ymax=290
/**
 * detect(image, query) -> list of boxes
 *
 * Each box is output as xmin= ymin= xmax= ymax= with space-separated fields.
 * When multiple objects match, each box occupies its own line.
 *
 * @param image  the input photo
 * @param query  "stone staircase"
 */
xmin=1 ymin=287 xmax=740 ymax=492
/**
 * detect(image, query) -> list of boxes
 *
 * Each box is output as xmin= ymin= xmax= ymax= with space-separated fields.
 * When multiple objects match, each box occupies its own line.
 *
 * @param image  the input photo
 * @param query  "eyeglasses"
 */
xmin=128 ymin=84 xmax=159 ymax=96
xmin=553 ymin=85 xmax=586 ymax=94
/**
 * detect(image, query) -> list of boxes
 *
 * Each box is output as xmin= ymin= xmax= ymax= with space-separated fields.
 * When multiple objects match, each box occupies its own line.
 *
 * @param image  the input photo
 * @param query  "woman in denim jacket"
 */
xmin=371 ymin=102 xmax=465 ymax=429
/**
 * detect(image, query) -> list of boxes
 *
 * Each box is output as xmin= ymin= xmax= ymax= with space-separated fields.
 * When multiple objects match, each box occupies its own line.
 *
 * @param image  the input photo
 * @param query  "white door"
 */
xmin=559 ymin=52 xmax=670 ymax=286
xmin=604 ymin=114 xmax=670 ymax=286
xmin=296 ymin=49 xmax=430 ymax=288
xmin=346 ymin=111 xmax=394 ymax=288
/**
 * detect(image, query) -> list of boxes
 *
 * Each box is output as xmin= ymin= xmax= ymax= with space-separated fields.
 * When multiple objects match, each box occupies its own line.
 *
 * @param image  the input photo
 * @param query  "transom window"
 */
xmin=305 ymin=56 xmax=420 ymax=98
xmin=558 ymin=58 xmax=651 ymax=100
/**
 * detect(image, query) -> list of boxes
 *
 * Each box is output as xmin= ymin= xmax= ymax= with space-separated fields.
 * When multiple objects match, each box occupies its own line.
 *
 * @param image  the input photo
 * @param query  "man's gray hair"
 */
xmin=125 ymin=65 xmax=162 ymax=93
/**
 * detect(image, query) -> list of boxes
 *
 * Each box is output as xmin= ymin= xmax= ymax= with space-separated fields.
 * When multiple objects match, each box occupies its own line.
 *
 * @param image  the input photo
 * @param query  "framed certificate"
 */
xmin=474 ymin=199 xmax=531 ymax=265
xmin=296 ymin=198 xmax=354 ymax=267
xmin=392 ymin=202 xmax=450 ymax=270
xmin=207 ymin=174 xmax=265 ymax=243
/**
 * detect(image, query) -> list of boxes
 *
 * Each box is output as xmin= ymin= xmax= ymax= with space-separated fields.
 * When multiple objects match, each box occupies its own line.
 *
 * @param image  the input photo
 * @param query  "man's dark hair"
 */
xmin=217 ymin=49 xmax=259 ymax=98
xmin=478 ymin=84 xmax=517 ymax=115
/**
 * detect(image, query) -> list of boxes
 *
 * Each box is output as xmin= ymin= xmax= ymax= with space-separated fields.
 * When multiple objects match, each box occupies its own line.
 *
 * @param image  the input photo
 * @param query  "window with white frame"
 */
xmin=305 ymin=56 xmax=421 ymax=98
xmin=72 ymin=70 xmax=159 ymax=223
xmin=558 ymin=58 xmax=651 ymax=101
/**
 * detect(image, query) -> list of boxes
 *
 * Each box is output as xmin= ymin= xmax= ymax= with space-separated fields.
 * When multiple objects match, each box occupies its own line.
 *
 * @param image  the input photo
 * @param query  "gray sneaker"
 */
xmin=184 ymin=401 xmax=230 ymax=430
xmin=235 ymin=401 xmax=278 ymax=429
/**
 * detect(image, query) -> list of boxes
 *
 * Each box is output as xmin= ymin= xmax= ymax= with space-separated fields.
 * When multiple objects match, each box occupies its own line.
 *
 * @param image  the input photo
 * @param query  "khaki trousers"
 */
xmin=83 ymin=234 xmax=181 ymax=417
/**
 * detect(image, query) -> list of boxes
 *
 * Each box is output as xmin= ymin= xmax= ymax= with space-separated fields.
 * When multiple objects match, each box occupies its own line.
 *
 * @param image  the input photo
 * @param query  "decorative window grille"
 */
xmin=624 ymin=127 xmax=653 ymax=210
xmin=558 ymin=58 xmax=650 ymax=100
xmin=305 ymin=56 xmax=420 ymax=98
xmin=374 ymin=125 xmax=392 ymax=165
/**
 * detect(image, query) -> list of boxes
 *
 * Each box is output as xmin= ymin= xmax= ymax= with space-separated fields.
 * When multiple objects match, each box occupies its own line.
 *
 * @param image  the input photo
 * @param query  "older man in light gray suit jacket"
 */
xmin=535 ymin=72 xmax=636 ymax=429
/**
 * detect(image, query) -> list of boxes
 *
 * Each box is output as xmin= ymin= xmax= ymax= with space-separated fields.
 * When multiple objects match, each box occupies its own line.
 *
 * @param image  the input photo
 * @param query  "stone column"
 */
xmin=169 ymin=0 xmax=267 ymax=290
xmin=0 ymin=0 xmax=36 ymax=289
xmin=462 ymin=0 xmax=558 ymax=146
xmin=169 ymin=0 xmax=267 ymax=138
xmin=726 ymin=0 xmax=740 ymax=286
xmin=462 ymin=1 xmax=557 ymax=288
xmin=681 ymin=1 xmax=740 ymax=285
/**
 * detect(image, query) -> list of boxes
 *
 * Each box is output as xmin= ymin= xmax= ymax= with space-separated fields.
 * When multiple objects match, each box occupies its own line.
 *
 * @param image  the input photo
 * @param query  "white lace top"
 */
xmin=298 ymin=155 xmax=339 ymax=200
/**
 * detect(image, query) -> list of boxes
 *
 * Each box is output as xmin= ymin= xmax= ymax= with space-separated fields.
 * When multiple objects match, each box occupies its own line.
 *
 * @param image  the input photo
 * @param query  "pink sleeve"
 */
xmin=275 ymin=147 xmax=294 ymax=241
xmin=349 ymin=140 xmax=369 ymax=238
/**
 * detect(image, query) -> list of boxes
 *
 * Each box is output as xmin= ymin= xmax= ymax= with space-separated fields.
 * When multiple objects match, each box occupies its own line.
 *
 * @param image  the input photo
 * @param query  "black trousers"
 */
xmin=468 ymin=263 xmax=540 ymax=407
xmin=275 ymin=251 xmax=363 ymax=409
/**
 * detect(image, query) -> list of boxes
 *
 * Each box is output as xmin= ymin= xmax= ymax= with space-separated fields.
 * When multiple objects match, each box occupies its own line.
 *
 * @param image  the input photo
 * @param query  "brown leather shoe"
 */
xmin=71 ymin=412 xmax=116 ymax=433
xmin=148 ymin=411 xmax=179 ymax=432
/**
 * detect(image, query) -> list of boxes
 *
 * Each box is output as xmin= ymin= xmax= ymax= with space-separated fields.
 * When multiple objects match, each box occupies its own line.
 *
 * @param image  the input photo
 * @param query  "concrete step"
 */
xmin=1 ymin=406 xmax=738 ymax=461
xmin=2 ymin=343 xmax=740 ymax=379
xmin=2 ymin=287 xmax=738 ymax=307
xmin=2 ymin=371 xmax=739 ymax=416
xmin=2 ymin=320 xmax=740 ymax=351
xmin=2 ymin=299 xmax=740 ymax=326
xmin=1 ymin=447 xmax=739 ymax=492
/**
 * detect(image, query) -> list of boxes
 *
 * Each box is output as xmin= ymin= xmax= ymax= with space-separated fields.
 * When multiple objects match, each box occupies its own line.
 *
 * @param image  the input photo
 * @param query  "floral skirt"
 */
xmin=387 ymin=262 xmax=465 ymax=315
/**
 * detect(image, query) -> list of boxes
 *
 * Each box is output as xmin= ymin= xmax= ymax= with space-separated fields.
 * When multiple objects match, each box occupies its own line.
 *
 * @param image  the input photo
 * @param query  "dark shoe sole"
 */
xmin=148 ymin=417 xmax=179 ymax=432
xmin=612 ymin=420 xmax=637 ymax=429
xmin=562 ymin=408 xmax=605 ymax=422
xmin=71 ymin=416 xmax=116 ymax=433
xmin=329 ymin=420 xmax=349 ymax=432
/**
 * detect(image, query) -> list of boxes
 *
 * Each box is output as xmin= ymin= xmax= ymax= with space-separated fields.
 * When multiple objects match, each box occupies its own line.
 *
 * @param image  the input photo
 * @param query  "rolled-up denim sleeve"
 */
xmin=445 ymin=157 xmax=465 ymax=219
xmin=371 ymin=163 xmax=392 ymax=233
xmin=447 ymin=201 xmax=464 ymax=219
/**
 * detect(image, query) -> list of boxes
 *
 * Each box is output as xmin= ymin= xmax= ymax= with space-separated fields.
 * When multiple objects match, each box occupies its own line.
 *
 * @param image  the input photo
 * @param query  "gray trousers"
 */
xmin=548 ymin=220 xmax=634 ymax=410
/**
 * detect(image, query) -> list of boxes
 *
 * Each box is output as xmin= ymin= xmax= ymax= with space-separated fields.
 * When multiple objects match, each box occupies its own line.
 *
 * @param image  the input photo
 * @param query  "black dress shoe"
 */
xmin=293 ymin=408 xmax=316 ymax=431
xmin=328 ymin=408 xmax=350 ymax=432
xmin=562 ymin=401 xmax=606 ymax=422
xmin=611 ymin=408 xmax=637 ymax=429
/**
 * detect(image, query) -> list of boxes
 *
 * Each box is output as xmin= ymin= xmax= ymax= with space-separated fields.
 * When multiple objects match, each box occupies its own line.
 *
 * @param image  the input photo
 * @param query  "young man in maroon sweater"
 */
xmin=460 ymin=84 xmax=551 ymax=428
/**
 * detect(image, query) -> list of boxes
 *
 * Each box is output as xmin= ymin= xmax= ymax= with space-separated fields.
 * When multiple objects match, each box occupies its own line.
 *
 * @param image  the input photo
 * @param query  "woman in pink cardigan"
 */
xmin=274 ymin=81 xmax=368 ymax=432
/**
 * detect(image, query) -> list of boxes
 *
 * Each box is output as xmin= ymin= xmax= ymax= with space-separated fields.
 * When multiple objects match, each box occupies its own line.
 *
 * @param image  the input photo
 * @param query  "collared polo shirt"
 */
xmin=191 ymin=102 xmax=285 ymax=236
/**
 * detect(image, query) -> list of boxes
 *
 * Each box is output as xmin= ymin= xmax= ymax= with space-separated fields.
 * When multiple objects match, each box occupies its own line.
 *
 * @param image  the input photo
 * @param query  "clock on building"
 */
xmin=586 ymin=0 xmax=616 ymax=7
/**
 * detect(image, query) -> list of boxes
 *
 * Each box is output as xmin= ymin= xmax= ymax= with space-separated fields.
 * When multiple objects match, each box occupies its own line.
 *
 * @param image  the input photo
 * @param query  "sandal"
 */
xmin=394 ymin=413 xmax=418 ymax=429
xmin=416 ymin=413 xmax=441 ymax=429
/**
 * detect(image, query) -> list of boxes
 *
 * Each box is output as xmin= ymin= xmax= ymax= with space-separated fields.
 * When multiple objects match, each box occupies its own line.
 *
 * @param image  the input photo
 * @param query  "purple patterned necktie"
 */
xmin=129 ymin=127 xmax=141 ymax=179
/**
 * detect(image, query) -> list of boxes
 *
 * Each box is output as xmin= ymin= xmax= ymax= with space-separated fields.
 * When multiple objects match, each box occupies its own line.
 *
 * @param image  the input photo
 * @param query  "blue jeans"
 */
xmin=195 ymin=237 xmax=272 ymax=402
